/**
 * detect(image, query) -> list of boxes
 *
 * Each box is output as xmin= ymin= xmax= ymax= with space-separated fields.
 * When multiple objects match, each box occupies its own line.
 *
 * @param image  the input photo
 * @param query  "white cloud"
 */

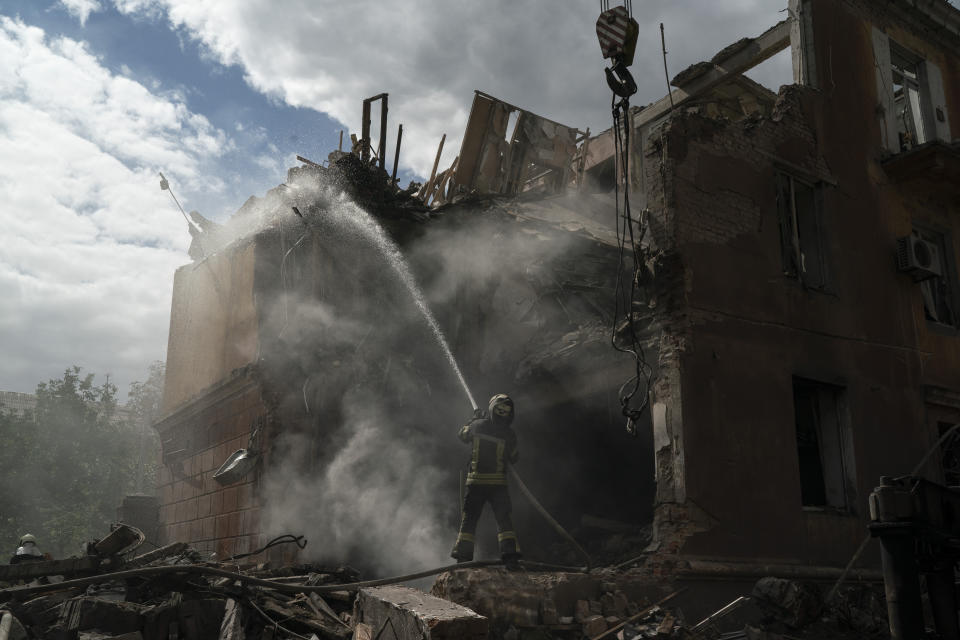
xmin=58 ymin=0 xmax=102 ymax=26
xmin=111 ymin=0 xmax=792 ymax=178
xmin=0 ymin=17 xmax=229 ymax=395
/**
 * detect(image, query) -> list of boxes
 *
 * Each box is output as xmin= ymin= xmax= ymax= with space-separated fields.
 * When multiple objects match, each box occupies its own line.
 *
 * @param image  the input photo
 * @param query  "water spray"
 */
xmin=284 ymin=184 xmax=588 ymax=566
xmin=293 ymin=187 xmax=478 ymax=411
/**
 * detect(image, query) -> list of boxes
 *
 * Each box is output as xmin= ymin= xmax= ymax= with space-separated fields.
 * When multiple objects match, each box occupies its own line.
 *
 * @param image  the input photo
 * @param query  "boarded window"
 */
xmin=776 ymin=172 xmax=827 ymax=289
xmin=793 ymin=377 xmax=853 ymax=509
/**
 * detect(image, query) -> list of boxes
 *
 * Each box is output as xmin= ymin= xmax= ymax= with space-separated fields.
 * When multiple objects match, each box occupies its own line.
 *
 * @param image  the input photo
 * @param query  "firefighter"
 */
xmin=9 ymin=533 xmax=45 ymax=564
xmin=451 ymin=393 xmax=522 ymax=567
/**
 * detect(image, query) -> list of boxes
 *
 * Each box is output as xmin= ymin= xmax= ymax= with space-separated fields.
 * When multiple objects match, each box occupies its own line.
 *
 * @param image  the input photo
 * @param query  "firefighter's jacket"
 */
xmin=459 ymin=417 xmax=518 ymax=485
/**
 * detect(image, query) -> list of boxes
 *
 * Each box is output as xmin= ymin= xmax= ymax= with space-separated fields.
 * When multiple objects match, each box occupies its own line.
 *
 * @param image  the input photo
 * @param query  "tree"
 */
xmin=0 ymin=365 xmax=163 ymax=558
xmin=125 ymin=361 xmax=165 ymax=494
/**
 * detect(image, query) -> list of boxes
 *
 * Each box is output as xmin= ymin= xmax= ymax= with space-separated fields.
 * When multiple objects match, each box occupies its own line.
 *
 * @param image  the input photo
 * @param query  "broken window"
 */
xmin=873 ymin=30 xmax=951 ymax=153
xmin=890 ymin=43 xmax=928 ymax=151
xmin=914 ymin=227 xmax=957 ymax=328
xmin=776 ymin=172 xmax=827 ymax=289
xmin=793 ymin=377 xmax=853 ymax=510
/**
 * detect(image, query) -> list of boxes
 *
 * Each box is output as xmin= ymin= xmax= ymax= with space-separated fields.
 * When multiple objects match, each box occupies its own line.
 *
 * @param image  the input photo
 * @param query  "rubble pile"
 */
xmin=431 ymin=567 xmax=891 ymax=640
xmin=740 ymin=577 xmax=888 ymax=640
xmin=0 ymin=522 xmax=892 ymax=640
xmin=0 ymin=541 xmax=362 ymax=640
xmin=292 ymin=153 xmax=432 ymax=221
xmin=432 ymin=567 xmax=681 ymax=639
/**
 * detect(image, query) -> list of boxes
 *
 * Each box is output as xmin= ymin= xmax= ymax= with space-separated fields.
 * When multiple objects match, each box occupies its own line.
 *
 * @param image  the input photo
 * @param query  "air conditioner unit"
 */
xmin=896 ymin=235 xmax=942 ymax=281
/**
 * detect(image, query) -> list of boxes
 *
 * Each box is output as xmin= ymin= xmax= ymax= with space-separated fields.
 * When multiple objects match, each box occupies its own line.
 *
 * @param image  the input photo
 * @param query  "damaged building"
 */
xmin=143 ymin=0 xmax=960 ymax=635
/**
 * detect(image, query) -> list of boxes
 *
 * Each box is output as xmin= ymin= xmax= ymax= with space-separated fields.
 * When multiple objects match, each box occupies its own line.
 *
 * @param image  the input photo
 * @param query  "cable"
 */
xmin=0 ymin=560 xmax=506 ymax=600
xmin=227 ymin=534 xmax=307 ymax=562
xmin=609 ymin=91 xmax=653 ymax=435
xmin=508 ymin=467 xmax=592 ymax=570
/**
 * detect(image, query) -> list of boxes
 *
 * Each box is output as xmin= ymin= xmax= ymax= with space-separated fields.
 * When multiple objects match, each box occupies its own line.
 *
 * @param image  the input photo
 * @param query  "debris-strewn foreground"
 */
xmin=0 ymin=528 xmax=891 ymax=640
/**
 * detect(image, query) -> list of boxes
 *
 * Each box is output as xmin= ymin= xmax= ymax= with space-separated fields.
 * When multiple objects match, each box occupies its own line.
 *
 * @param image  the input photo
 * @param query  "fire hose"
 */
xmin=464 ymin=410 xmax=592 ymax=570
xmin=508 ymin=467 xmax=592 ymax=571
xmin=0 ymin=558 xmax=591 ymax=601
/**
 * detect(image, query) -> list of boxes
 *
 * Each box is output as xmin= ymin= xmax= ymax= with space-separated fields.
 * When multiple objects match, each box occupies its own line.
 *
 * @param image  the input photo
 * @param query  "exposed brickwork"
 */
xmin=155 ymin=373 xmax=267 ymax=560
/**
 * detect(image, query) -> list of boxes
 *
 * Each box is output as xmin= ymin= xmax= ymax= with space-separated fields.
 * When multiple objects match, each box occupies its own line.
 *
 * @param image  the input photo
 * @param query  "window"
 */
xmin=776 ymin=172 xmax=827 ymax=289
xmin=890 ymin=43 xmax=928 ymax=152
xmin=793 ymin=377 xmax=854 ymax=510
xmin=914 ymin=227 xmax=957 ymax=328
xmin=873 ymin=30 xmax=951 ymax=154
xmin=939 ymin=421 xmax=960 ymax=487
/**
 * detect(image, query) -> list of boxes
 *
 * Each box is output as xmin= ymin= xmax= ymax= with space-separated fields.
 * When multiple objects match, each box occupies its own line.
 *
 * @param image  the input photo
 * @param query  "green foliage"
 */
xmin=126 ymin=361 xmax=166 ymax=495
xmin=0 ymin=364 xmax=165 ymax=559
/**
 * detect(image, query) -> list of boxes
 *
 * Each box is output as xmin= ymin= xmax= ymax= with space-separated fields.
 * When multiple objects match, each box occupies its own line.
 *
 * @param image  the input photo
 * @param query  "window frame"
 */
xmin=776 ymin=171 xmax=829 ymax=291
xmin=889 ymin=42 xmax=929 ymax=150
xmin=792 ymin=376 xmax=857 ymax=513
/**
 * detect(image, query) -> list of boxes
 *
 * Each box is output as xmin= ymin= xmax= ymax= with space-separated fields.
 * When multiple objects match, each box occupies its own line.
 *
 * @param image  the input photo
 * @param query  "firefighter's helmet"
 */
xmin=488 ymin=394 xmax=515 ymax=422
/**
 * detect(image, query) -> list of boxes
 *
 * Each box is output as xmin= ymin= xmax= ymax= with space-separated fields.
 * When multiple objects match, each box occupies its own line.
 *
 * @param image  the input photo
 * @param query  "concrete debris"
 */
xmin=0 ymin=535 xmax=364 ymax=640
xmin=428 ymin=567 xmax=893 ymax=640
xmin=751 ymin=577 xmax=822 ymax=629
xmin=354 ymin=586 xmax=487 ymax=640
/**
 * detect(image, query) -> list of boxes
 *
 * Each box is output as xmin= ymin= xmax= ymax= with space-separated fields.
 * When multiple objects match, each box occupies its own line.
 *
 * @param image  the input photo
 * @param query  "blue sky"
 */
xmin=3 ymin=0 xmax=352 ymax=219
xmin=0 ymin=0 xmax=956 ymax=400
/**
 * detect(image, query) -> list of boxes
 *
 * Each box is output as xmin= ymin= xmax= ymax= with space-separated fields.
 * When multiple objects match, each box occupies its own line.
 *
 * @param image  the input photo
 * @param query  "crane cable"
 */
xmin=609 ymin=91 xmax=652 ymax=436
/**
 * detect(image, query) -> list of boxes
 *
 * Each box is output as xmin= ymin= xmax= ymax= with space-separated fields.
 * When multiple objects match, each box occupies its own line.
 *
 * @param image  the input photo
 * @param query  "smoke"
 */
xmin=236 ymin=171 xmax=472 ymax=574
xmin=217 ymin=163 xmax=649 ymax=574
xmin=262 ymin=388 xmax=453 ymax=575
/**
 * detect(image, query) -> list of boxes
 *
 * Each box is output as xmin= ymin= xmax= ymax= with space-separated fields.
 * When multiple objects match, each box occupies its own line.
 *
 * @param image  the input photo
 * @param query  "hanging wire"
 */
xmin=609 ymin=92 xmax=653 ymax=436
xmin=227 ymin=534 xmax=307 ymax=561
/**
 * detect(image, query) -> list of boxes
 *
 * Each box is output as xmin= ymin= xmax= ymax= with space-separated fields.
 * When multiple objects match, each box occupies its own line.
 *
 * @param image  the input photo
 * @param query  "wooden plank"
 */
xmin=130 ymin=542 xmax=188 ymax=568
xmin=391 ymin=123 xmax=402 ymax=185
xmin=431 ymin=156 xmax=459 ymax=206
xmin=307 ymin=593 xmax=350 ymax=629
xmin=0 ymin=557 xmax=99 ymax=582
xmin=218 ymin=599 xmax=244 ymax=640
xmin=260 ymin=597 xmax=350 ymax=639
xmin=452 ymin=92 xmax=494 ymax=189
xmin=417 ymin=134 xmax=446 ymax=200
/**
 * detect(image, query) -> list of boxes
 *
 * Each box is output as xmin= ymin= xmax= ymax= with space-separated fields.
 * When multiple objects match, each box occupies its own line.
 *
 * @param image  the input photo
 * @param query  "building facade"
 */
xmin=153 ymin=0 xmax=960 ymax=580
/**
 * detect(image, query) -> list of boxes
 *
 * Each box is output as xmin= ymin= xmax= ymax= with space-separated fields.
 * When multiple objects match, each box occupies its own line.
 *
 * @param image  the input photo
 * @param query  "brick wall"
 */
xmin=155 ymin=370 xmax=267 ymax=561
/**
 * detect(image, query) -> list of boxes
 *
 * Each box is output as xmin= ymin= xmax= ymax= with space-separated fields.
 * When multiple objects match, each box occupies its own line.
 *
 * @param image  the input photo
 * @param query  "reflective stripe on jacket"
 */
xmin=459 ymin=417 xmax=518 ymax=485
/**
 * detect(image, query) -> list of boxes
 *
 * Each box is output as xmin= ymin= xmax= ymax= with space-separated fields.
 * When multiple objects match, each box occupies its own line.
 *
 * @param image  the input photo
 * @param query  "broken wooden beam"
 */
xmin=0 ymin=557 xmax=99 ymax=583
xmin=296 ymin=155 xmax=322 ymax=168
xmin=632 ymin=19 xmax=790 ymax=131
xmin=590 ymin=590 xmax=685 ymax=640
xmin=129 ymin=541 xmax=188 ymax=567
xmin=418 ymin=134 xmax=446 ymax=201
xmin=391 ymin=123 xmax=403 ymax=185
xmin=218 ymin=599 xmax=245 ymax=640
